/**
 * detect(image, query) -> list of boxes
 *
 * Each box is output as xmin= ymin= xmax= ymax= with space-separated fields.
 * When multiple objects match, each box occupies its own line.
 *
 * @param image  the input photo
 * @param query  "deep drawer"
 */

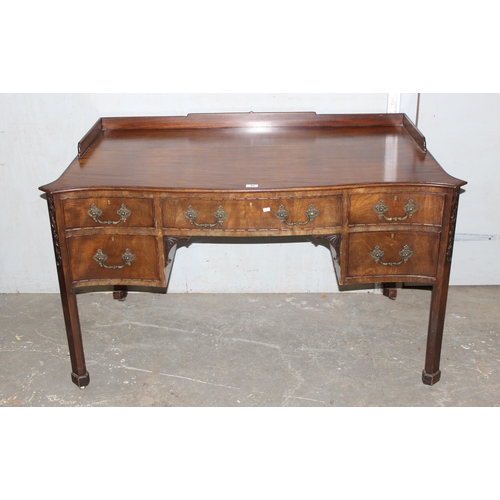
xmin=63 ymin=197 xmax=154 ymax=229
xmin=349 ymin=193 xmax=444 ymax=227
xmin=67 ymin=234 xmax=159 ymax=282
xmin=347 ymin=231 xmax=440 ymax=279
xmin=162 ymin=196 xmax=342 ymax=230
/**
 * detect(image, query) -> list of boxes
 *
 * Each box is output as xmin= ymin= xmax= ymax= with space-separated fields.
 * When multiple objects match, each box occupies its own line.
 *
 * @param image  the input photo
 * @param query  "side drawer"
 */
xmin=162 ymin=196 xmax=342 ymax=230
xmin=347 ymin=231 xmax=440 ymax=279
xmin=63 ymin=197 xmax=154 ymax=229
xmin=349 ymin=193 xmax=444 ymax=227
xmin=67 ymin=234 xmax=159 ymax=282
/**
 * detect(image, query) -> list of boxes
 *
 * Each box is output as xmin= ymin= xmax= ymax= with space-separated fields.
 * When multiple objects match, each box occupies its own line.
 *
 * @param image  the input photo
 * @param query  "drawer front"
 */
xmin=347 ymin=231 xmax=440 ymax=278
xmin=162 ymin=196 xmax=342 ymax=230
xmin=349 ymin=193 xmax=444 ymax=226
xmin=63 ymin=197 xmax=154 ymax=229
xmin=67 ymin=235 xmax=159 ymax=282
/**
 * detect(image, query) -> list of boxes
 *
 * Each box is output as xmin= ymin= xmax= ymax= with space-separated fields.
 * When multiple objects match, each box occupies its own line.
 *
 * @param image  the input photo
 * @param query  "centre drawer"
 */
xmin=162 ymin=196 xmax=342 ymax=230
xmin=349 ymin=192 xmax=444 ymax=227
xmin=347 ymin=231 xmax=440 ymax=279
xmin=62 ymin=197 xmax=154 ymax=229
xmin=67 ymin=234 xmax=159 ymax=282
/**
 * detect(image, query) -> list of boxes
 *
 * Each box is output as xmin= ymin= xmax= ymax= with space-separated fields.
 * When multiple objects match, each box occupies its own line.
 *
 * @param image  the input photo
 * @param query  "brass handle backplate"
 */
xmin=93 ymin=248 xmax=135 ymax=269
xmin=88 ymin=203 xmax=131 ymax=225
xmin=373 ymin=199 xmax=418 ymax=221
xmin=370 ymin=245 xmax=414 ymax=266
xmin=275 ymin=204 xmax=320 ymax=226
xmin=184 ymin=205 xmax=228 ymax=227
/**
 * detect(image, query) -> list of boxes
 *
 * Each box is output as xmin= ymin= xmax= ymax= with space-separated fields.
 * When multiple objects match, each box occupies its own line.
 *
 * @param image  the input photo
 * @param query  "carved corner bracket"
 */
xmin=164 ymin=236 xmax=191 ymax=265
xmin=315 ymin=234 xmax=342 ymax=265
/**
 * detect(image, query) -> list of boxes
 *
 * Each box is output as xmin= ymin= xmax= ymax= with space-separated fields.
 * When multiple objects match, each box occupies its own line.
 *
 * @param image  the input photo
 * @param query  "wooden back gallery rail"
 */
xmin=39 ymin=112 xmax=467 ymax=389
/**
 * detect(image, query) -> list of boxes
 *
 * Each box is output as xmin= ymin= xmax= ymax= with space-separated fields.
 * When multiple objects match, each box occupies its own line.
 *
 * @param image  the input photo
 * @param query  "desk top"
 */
xmin=40 ymin=112 xmax=466 ymax=194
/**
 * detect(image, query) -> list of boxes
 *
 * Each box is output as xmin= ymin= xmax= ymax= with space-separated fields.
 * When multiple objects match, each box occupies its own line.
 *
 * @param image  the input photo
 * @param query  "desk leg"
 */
xmin=57 ymin=270 xmax=90 ymax=388
xmin=422 ymin=188 xmax=459 ymax=386
xmin=422 ymin=278 xmax=450 ymax=385
xmin=382 ymin=282 xmax=398 ymax=300
xmin=47 ymin=194 xmax=90 ymax=388
xmin=113 ymin=285 xmax=128 ymax=301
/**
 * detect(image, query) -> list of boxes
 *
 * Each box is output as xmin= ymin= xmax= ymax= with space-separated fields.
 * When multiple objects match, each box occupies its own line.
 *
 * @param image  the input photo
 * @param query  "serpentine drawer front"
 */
xmin=63 ymin=196 xmax=155 ymax=229
xmin=348 ymin=192 xmax=445 ymax=227
xmin=39 ymin=112 xmax=467 ymax=390
xmin=162 ymin=195 xmax=343 ymax=231
xmin=347 ymin=231 xmax=440 ymax=280
xmin=67 ymin=234 xmax=160 ymax=282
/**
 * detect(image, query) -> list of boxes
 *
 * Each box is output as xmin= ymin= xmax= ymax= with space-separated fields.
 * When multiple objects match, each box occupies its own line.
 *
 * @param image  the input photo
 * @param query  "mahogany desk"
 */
xmin=39 ymin=112 xmax=467 ymax=388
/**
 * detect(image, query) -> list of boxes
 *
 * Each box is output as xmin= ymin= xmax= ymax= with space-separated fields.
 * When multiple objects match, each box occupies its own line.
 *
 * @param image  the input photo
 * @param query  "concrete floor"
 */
xmin=1 ymin=286 xmax=499 ymax=406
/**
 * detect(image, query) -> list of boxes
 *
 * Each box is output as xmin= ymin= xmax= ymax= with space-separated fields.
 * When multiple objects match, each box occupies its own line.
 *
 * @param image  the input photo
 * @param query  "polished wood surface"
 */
xmin=40 ymin=113 xmax=464 ymax=193
xmin=39 ymin=112 xmax=467 ymax=390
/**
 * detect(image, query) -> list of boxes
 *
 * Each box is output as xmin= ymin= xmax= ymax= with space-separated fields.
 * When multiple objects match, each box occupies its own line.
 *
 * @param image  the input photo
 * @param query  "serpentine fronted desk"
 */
xmin=39 ymin=112 xmax=466 ymax=388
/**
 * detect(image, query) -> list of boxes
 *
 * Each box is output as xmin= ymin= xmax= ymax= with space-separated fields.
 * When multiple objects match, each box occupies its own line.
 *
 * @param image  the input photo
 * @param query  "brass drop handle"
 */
xmin=184 ymin=205 xmax=228 ymax=227
xmin=93 ymin=248 xmax=135 ymax=269
xmin=275 ymin=204 xmax=320 ymax=226
xmin=88 ymin=203 xmax=131 ymax=225
xmin=373 ymin=199 xmax=418 ymax=221
xmin=370 ymin=245 xmax=414 ymax=266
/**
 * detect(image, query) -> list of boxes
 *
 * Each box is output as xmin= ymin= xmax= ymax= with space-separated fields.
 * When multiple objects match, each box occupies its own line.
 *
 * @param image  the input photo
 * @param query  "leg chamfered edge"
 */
xmin=71 ymin=371 xmax=90 ymax=388
xmin=422 ymin=369 xmax=441 ymax=386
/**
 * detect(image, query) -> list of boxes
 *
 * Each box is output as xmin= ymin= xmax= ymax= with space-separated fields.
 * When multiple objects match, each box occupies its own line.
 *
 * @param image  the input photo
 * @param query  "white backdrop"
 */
xmin=0 ymin=93 xmax=496 ymax=293
xmin=417 ymin=93 xmax=500 ymax=285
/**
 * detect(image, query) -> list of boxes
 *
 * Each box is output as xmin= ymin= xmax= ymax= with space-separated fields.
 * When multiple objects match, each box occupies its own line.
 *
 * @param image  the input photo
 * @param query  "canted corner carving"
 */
xmin=47 ymin=194 xmax=62 ymax=266
xmin=446 ymin=188 xmax=460 ymax=263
